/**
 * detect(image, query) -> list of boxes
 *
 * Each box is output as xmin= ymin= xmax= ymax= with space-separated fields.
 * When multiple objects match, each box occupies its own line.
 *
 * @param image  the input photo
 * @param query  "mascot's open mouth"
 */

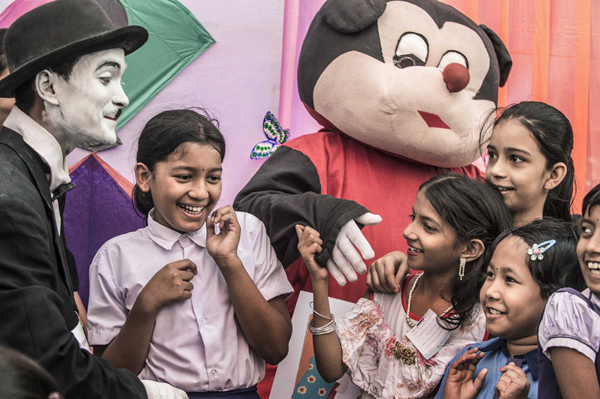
xmin=418 ymin=111 xmax=450 ymax=129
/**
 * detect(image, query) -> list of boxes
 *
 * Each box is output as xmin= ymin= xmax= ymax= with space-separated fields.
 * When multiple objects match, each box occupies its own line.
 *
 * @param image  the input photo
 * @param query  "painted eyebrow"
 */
xmin=95 ymin=61 xmax=121 ymax=71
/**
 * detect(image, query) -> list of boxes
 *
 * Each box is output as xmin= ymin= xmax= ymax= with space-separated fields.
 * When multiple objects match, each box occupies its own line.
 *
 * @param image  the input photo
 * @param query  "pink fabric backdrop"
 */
xmin=279 ymin=0 xmax=599 ymax=213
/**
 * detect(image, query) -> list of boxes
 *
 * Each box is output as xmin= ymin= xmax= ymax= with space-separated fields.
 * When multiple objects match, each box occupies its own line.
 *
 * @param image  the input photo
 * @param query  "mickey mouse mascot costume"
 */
xmin=235 ymin=0 xmax=512 ymax=314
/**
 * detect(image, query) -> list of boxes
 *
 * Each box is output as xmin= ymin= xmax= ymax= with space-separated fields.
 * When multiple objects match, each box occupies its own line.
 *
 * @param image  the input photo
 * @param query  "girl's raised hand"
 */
xmin=495 ymin=363 xmax=530 ymax=399
xmin=366 ymin=251 xmax=409 ymax=294
xmin=295 ymin=225 xmax=328 ymax=282
xmin=443 ymin=348 xmax=488 ymax=399
xmin=138 ymin=259 xmax=197 ymax=314
xmin=206 ymin=206 xmax=241 ymax=263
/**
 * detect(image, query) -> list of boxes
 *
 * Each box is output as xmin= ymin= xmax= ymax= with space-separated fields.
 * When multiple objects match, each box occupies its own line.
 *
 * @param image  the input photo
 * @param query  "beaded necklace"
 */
xmin=406 ymin=273 xmax=453 ymax=328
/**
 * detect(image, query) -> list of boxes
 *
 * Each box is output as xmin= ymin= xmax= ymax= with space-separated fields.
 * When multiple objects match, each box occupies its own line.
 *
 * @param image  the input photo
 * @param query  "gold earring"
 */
xmin=459 ymin=258 xmax=466 ymax=280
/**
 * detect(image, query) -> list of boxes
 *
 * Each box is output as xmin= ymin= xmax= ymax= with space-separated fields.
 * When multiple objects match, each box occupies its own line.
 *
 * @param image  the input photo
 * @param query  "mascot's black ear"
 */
xmin=319 ymin=0 xmax=387 ymax=34
xmin=480 ymin=25 xmax=512 ymax=87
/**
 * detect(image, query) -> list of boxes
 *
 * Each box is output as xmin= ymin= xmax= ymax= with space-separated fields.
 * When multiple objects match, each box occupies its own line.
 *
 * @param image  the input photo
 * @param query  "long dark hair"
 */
xmin=419 ymin=173 xmax=513 ymax=330
xmin=485 ymin=218 xmax=584 ymax=298
xmin=0 ymin=346 xmax=63 ymax=399
xmin=482 ymin=101 xmax=575 ymax=223
xmin=133 ymin=109 xmax=225 ymax=219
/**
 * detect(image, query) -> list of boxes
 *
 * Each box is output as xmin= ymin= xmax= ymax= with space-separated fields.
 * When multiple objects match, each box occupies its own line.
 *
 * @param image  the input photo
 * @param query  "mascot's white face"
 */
xmin=312 ymin=2 xmax=496 ymax=167
xmin=43 ymin=48 xmax=128 ymax=151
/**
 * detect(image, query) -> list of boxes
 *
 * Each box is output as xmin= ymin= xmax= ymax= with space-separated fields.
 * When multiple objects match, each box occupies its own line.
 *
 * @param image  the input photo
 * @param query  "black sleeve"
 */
xmin=58 ymin=194 xmax=79 ymax=292
xmin=0 ymin=197 xmax=146 ymax=399
xmin=64 ymin=245 xmax=79 ymax=292
xmin=234 ymin=146 xmax=368 ymax=268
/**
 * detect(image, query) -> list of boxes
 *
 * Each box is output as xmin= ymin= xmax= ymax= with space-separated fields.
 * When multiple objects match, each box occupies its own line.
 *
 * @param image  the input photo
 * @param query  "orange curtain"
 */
xmin=443 ymin=0 xmax=598 ymax=213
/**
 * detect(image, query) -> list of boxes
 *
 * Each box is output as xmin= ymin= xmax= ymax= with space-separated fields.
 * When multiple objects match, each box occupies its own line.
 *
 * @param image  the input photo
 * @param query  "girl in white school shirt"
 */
xmin=86 ymin=110 xmax=293 ymax=398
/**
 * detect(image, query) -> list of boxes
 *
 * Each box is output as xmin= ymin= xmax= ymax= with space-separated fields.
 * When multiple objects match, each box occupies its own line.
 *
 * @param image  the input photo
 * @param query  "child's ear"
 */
xmin=545 ymin=161 xmax=567 ymax=191
xmin=462 ymin=239 xmax=485 ymax=262
xmin=134 ymin=162 xmax=152 ymax=193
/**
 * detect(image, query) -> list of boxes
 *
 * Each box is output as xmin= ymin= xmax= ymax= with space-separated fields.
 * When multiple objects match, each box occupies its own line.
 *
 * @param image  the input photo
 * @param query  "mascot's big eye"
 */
xmin=394 ymin=33 xmax=428 ymax=68
xmin=438 ymin=51 xmax=468 ymax=70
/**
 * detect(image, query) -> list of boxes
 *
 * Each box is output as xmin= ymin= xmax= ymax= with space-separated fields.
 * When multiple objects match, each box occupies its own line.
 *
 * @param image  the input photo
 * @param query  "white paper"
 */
xmin=71 ymin=320 xmax=91 ymax=352
xmin=406 ymin=309 xmax=450 ymax=360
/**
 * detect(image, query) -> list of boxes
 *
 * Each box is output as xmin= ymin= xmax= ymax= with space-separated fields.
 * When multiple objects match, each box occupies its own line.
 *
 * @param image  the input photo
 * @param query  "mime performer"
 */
xmin=0 ymin=1 xmax=187 ymax=397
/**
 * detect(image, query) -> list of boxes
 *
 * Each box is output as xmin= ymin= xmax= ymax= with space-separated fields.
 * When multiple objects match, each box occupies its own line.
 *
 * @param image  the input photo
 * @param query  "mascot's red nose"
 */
xmin=443 ymin=63 xmax=470 ymax=93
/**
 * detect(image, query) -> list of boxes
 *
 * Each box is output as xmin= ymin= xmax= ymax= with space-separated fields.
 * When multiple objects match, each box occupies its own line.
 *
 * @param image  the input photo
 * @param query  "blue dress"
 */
xmin=434 ymin=338 xmax=538 ymax=399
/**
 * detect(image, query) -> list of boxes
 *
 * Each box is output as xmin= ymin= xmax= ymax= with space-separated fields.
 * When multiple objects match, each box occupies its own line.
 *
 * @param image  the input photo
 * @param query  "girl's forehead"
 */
xmin=414 ymin=190 xmax=441 ymax=218
xmin=490 ymin=236 xmax=530 ymax=274
xmin=169 ymin=142 xmax=221 ymax=160
xmin=492 ymin=120 xmax=539 ymax=149
xmin=584 ymin=205 xmax=600 ymax=222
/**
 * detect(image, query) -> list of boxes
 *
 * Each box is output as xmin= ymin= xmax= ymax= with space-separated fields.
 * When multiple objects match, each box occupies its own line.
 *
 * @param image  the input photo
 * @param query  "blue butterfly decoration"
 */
xmin=250 ymin=111 xmax=290 ymax=160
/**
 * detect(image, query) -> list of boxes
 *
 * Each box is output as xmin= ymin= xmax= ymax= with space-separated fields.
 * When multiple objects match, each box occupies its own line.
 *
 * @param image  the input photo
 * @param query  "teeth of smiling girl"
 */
xmin=488 ymin=308 xmax=503 ymax=315
xmin=409 ymin=246 xmax=423 ymax=253
xmin=587 ymin=262 xmax=600 ymax=274
xmin=587 ymin=262 xmax=600 ymax=270
xmin=179 ymin=204 xmax=203 ymax=215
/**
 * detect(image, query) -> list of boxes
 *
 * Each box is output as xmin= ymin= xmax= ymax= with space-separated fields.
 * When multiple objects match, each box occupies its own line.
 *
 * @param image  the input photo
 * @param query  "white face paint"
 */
xmin=44 ymin=48 xmax=129 ymax=151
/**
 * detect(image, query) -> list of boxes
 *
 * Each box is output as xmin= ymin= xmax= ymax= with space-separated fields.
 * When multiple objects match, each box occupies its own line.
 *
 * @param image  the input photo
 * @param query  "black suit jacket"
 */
xmin=0 ymin=128 xmax=146 ymax=398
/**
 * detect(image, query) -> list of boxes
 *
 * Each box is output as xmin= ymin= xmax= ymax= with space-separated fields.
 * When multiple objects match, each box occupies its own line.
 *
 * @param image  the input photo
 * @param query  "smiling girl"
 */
xmin=367 ymin=102 xmax=576 ymax=295
xmin=484 ymin=101 xmax=574 ymax=226
xmin=436 ymin=218 xmax=581 ymax=399
xmin=297 ymin=174 xmax=512 ymax=398
xmin=86 ymin=109 xmax=293 ymax=398
xmin=538 ymin=184 xmax=600 ymax=398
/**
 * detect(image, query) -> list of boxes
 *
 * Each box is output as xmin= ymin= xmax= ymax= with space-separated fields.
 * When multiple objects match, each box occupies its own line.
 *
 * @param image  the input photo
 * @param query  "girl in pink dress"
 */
xmin=297 ymin=173 xmax=512 ymax=398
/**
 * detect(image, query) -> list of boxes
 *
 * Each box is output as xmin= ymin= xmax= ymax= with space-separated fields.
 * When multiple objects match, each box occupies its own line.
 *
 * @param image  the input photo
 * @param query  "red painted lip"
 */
xmin=418 ymin=111 xmax=450 ymax=129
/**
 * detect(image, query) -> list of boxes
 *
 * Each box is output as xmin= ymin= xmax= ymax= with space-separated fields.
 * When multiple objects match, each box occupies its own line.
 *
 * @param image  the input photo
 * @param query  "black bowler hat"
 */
xmin=0 ymin=0 xmax=148 ymax=97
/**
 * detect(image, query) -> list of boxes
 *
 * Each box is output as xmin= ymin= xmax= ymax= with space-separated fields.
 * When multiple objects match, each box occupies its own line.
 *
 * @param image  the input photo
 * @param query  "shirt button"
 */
xmin=180 ymin=236 xmax=189 ymax=244
xmin=211 ymin=369 xmax=217 ymax=375
xmin=200 ymin=317 xmax=206 ymax=324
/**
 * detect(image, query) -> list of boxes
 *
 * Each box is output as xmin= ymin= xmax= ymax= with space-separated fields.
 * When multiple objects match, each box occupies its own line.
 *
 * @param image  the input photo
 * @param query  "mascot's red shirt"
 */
xmin=235 ymin=129 xmax=482 ymax=312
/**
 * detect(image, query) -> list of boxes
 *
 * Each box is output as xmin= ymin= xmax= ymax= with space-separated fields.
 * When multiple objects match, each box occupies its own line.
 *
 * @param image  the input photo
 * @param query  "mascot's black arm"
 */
xmin=234 ymin=145 xmax=369 ymax=268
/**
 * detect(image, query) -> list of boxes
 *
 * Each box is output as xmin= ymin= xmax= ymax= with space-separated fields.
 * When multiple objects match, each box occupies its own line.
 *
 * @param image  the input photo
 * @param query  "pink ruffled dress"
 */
xmin=335 ymin=275 xmax=487 ymax=399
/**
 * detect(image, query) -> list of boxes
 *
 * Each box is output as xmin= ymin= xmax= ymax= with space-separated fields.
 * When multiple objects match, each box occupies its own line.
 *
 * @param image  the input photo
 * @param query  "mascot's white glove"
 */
xmin=326 ymin=212 xmax=382 ymax=286
xmin=142 ymin=380 xmax=189 ymax=399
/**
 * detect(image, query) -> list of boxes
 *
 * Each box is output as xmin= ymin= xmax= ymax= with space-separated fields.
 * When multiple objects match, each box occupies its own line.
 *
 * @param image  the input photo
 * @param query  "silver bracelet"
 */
xmin=310 ymin=301 xmax=334 ymax=320
xmin=308 ymin=317 xmax=336 ymax=335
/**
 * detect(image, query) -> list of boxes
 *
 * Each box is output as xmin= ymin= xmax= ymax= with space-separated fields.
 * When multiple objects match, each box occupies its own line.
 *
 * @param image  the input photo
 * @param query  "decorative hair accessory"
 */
xmin=527 ymin=240 xmax=556 ymax=261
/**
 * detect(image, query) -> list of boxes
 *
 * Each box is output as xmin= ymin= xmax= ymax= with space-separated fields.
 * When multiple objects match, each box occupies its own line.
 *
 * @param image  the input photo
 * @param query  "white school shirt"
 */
xmin=87 ymin=210 xmax=293 ymax=392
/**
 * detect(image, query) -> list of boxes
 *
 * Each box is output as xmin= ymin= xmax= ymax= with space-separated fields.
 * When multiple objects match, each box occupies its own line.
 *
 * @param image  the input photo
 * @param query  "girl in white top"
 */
xmin=538 ymin=183 xmax=600 ymax=398
xmin=297 ymin=174 xmax=512 ymax=399
xmin=87 ymin=110 xmax=293 ymax=397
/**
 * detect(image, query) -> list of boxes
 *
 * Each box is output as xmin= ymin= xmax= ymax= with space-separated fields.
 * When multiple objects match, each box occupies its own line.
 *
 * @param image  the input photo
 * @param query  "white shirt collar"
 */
xmin=4 ymin=105 xmax=71 ymax=192
xmin=147 ymin=209 xmax=207 ymax=250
